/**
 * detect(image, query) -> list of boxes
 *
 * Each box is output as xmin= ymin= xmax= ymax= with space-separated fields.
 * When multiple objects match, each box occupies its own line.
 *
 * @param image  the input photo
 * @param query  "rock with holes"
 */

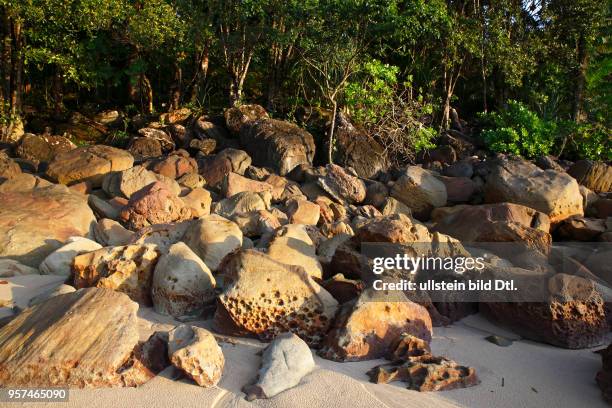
xmin=46 ymin=145 xmax=134 ymax=187
xmin=39 ymin=237 xmax=102 ymax=276
xmin=267 ymin=224 xmax=323 ymax=279
xmin=182 ymin=214 xmax=242 ymax=271
xmin=167 ymin=325 xmax=224 ymax=387
xmin=213 ymin=250 xmax=338 ymax=346
xmin=152 ymin=242 xmax=216 ymax=319
xmin=319 ymin=289 xmax=433 ymax=362
xmin=317 ymin=164 xmax=366 ymax=204
xmin=243 ymin=332 xmax=315 ymax=401
xmin=72 ymin=244 xmax=160 ymax=305
xmin=0 ymin=288 xmax=153 ymax=387
xmin=485 ymin=156 xmax=583 ymax=223
xmin=0 ymin=184 xmax=96 ymax=267
xmin=391 ymin=166 xmax=447 ymax=220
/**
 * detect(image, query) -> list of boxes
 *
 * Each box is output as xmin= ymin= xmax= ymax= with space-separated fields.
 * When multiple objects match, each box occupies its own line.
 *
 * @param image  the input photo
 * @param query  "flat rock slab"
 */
xmin=0 ymin=184 xmax=96 ymax=267
xmin=0 ymin=287 xmax=147 ymax=387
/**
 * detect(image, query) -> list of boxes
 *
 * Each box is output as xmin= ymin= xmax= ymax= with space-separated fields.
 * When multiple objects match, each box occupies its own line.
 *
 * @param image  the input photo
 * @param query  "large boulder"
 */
xmin=213 ymin=191 xmax=271 ymax=219
xmin=0 ymin=184 xmax=96 ymax=267
xmin=267 ymin=224 xmax=323 ymax=279
xmin=149 ymin=153 xmax=198 ymax=180
xmin=213 ymin=250 xmax=338 ymax=346
xmin=46 ymin=145 xmax=134 ymax=187
xmin=73 ymin=244 xmax=160 ymax=305
xmin=240 ymin=119 xmax=315 ymax=175
xmin=320 ymin=289 xmax=432 ymax=362
xmin=391 ymin=166 xmax=447 ymax=220
xmin=317 ymin=164 xmax=366 ymax=204
xmin=199 ymin=148 xmax=251 ymax=188
xmin=485 ymin=156 xmax=583 ymax=223
xmin=0 ymin=288 xmax=154 ymax=387
xmin=16 ymin=133 xmax=76 ymax=166
xmin=224 ymin=104 xmax=269 ymax=135
xmin=102 ymin=165 xmax=158 ymax=199
xmin=167 ymin=325 xmax=224 ymax=387
xmin=152 ymin=242 xmax=216 ymax=319
xmin=567 ymin=160 xmax=612 ymax=193
xmin=137 ymin=128 xmax=175 ymax=152
xmin=119 ymin=181 xmax=192 ymax=230
xmin=222 ymin=172 xmax=272 ymax=198
xmin=182 ymin=214 xmax=243 ymax=271
xmin=243 ymin=332 xmax=315 ymax=401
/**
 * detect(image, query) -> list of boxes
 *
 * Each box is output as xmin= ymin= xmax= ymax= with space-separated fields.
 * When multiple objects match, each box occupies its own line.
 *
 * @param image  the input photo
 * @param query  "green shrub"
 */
xmin=563 ymin=122 xmax=611 ymax=161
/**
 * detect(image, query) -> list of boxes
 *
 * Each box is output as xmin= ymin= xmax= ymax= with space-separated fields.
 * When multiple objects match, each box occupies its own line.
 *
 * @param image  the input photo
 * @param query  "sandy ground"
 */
xmin=6 ymin=303 xmax=608 ymax=408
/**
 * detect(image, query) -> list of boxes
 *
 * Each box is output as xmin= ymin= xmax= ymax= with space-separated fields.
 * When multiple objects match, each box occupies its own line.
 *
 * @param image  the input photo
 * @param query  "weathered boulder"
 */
xmin=180 ymin=187 xmax=212 ymax=218
xmin=224 ymin=104 xmax=269 ymax=135
xmin=130 ymin=222 xmax=191 ymax=252
xmin=380 ymin=197 xmax=412 ymax=218
xmin=317 ymin=164 xmax=366 ymax=204
xmin=46 ymin=145 xmax=134 ymax=187
xmin=214 ymin=250 xmax=338 ymax=346
xmin=92 ymin=218 xmax=135 ymax=246
xmin=199 ymin=148 xmax=251 ymax=188
xmin=483 ymin=273 xmax=609 ymax=348
xmin=182 ymin=214 xmax=243 ymax=271
xmin=0 ymin=154 xmax=21 ymax=181
xmin=0 ymin=173 xmax=52 ymax=193
xmin=189 ymin=138 xmax=217 ymax=155
xmin=0 ymin=259 xmax=39 ymax=277
xmin=39 ymin=237 xmax=102 ymax=276
xmin=319 ymin=289 xmax=432 ymax=362
xmin=102 ymin=165 xmax=158 ymax=199
xmin=167 ymin=325 xmax=224 ymax=387
xmin=231 ymin=210 xmax=281 ymax=238
xmin=149 ymin=154 xmax=198 ymax=179
xmin=568 ymin=160 xmax=612 ymax=193
xmin=222 ymin=172 xmax=272 ymax=198
xmin=485 ymin=156 xmax=583 ymax=223
xmin=28 ymin=284 xmax=76 ymax=306
xmin=137 ymin=127 xmax=175 ymax=152
xmin=286 ymin=198 xmax=320 ymax=225
xmin=213 ymin=191 xmax=271 ymax=219
xmin=152 ymin=242 xmax=216 ymax=318
xmin=16 ymin=133 xmax=75 ymax=166
xmin=73 ymin=244 xmax=160 ymax=305
xmin=240 ymin=119 xmax=315 ymax=175
xmin=391 ymin=166 xmax=447 ymax=220
xmin=119 ymin=181 xmax=192 ymax=230
xmin=556 ymin=216 xmax=606 ymax=241
xmin=0 ymin=184 xmax=96 ymax=267
xmin=437 ymin=175 xmax=476 ymax=203
xmin=243 ymin=332 xmax=315 ymax=401
xmin=267 ymin=224 xmax=323 ymax=279
xmin=128 ymin=137 xmax=163 ymax=161
xmin=0 ymin=288 xmax=153 ymax=387
xmin=177 ymin=172 xmax=206 ymax=189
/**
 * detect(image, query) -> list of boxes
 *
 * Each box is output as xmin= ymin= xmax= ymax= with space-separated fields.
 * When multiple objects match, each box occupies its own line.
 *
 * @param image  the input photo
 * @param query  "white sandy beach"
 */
xmin=12 ymin=306 xmax=608 ymax=408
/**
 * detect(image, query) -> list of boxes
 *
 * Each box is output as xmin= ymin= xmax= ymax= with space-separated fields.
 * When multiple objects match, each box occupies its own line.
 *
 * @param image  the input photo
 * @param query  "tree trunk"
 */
xmin=10 ymin=19 xmax=23 ymax=115
xmin=229 ymin=74 xmax=244 ymax=107
xmin=169 ymin=62 xmax=182 ymax=111
xmin=140 ymin=74 xmax=153 ymax=114
xmin=573 ymin=32 xmax=588 ymax=123
xmin=328 ymin=99 xmax=337 ymax=164
xmin=189 ymin=40 xmax=210 ymax=103
xmin=0 ymin=7 xmax=10 ymax=115
xmin=52 ymin=66 xmax=64 ymax=118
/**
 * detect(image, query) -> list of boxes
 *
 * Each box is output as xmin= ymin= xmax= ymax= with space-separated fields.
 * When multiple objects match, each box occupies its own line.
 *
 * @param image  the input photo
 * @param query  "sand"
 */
xmin=10 ymin=307 xmax=610 ymax=408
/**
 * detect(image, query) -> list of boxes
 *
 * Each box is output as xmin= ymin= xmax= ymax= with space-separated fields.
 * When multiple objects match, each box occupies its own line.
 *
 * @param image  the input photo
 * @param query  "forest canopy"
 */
xmin=0 ymin=0 xmax=610 ymax=161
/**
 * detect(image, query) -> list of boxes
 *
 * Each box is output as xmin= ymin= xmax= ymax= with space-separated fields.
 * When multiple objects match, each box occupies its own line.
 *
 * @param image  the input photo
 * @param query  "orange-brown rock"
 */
xmin=222 ymin=172 xmax=272 ymax=198
xmin=199 ymin=148 xmax=251 ymax=188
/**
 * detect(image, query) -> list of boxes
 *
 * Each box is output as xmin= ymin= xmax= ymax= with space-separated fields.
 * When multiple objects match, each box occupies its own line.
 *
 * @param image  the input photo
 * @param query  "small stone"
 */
xmin=484 ymin=335 xmax=513 ymax=347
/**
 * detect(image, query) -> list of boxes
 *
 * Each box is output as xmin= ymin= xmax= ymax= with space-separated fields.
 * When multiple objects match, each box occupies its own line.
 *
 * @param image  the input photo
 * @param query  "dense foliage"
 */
xmin=0 ymin=0 xmax=609 ymax=161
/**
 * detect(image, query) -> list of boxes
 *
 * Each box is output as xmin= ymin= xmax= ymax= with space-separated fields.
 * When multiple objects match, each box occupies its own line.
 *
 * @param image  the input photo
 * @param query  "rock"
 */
xmin=317 ymin=164 xmax=366 ymax=204
xmin=443 ymin=160 xmax=474 ymax=178
xmin=240 ymin=119 xmax=315 ymax=175
xmin=484 ymin=335 xmax=513 ymax=347
xmin=319 ymin=289 xmax=432 ymax=362
xmin=320 ymin=274 xmax=364 ymax=304
xmin=0 ymin=172 xmax=51 ymax=193
xmin=0 ymin=259 xmax=38 ymax=277
xmin=137 ymin=128 xmax=175 ymax=152
xmin=152 ymin=172 xmax=182 ymax=196
xmin=0 ymin=117 xmax=24 ymax=144
xmin=214 ymin=250 xmax=338 ymax=346
xmin=483 ymin=274 xmax=609 ymax=348
xmin=28 ymin=284 xmax=76 ymax=306
xmin=222 ymin=172 xmax=272 ymax=198
xmin=224 ymin=104 xmax=269 ymax=135
xmin=380 ymin=197 xmax=412 ymax=217
xmin=213 ymin=191 xmax=271 ymax=218
xmin=231 ymin=210 xmax=281 ymax=237
xmin=243 ymin=332 xmax=314 ymax=400
xmin=180 ymin=187 xmax=212 ymax=218
xmin=391 ymin=166 xmax=447 ymax=220
xmin=128 ymin=137 xmax=163 ymax=161
xmin=285 ymin=198 xmax=320 ymax=225
xmin=437 ymin=175 xmax=475 ymax=203
xmin=556 ymin=216 xmax=606 ymax=241
xmin=149 ymin=154 xmax=198 ymax=179
xmin=0 ymin=288 xmax=152 ymax=387
xmin=102 ymin=165 xmax=158 ymax=199
xmin=160 ymin=107 xmax=192 ymax=124
xmin=432 ymin=203 xmax=552 ymax=254
xmin=39 ymin=237 xmax=103 ymax=276
xmin=177 ymin=172 xmax=206 ymax=189
xmin=485 ymin=156 xmax=583 ymax=223
xmin=189 ymin=138 xmax=217 ymax=155
xmin=166 ymin=124 xmax=192 ymax=148
xmin=182 ymin=214 xmax=243 ymax=271
xmin=93 ymin=110 xmax=122 ymax=127
xmin=194 ymin=117 xmax=232 ymax=146
xmin=199 ymin=148 xmax=252 ymax=188
xmin=334 ymin=114 xmax=386 ymax=178
xmin=597 ymin=343 xmax=612 ymax=404
xmin=130 ymin=222 xmax=191 ymax=252
xmin=583 ymin=250 xmax=612 ymax=285
xmin=423 ymin=145 xmax=457 ymax=165
xmin=152 ymin=242 xmax=216 ymax=319
xmin=167 ymin=325 xmax=224 ymax=387
xmin=73 ymin=244 xmax=160 ymax=305
xmin=47 ymin=145 xmax=133 ymax=187
xmin=119 ymin=181 xmax=192 ymax=230
xmin=364 ymin=181 xmax=389 ymax=208
xmin=16 ymin=133 xmax=75 ymax=166
xmin=0 ymin=184 xmax=96 ymax=267
xmin=368 ymin=353 xmax=478 ymax=391
xmin=536 ymin=155 xmax=565 ymax=172
xmin=0 ymin=154 xmax=21 ymax=181
xmin=267 ymin=224 xmax=323 ymax=279
xmin=568 ymin=160 xmax=612 ymax=193
xmin=595 ymin=199 xmax=612 ymax=219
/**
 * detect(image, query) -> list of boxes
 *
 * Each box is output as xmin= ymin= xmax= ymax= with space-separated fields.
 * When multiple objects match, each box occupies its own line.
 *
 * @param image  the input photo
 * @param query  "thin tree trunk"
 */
xmin=52 ymin=66 xmax=64 ymax=118
xmin=10 ymin=19 xmax=23 ymax=115
xmin=0 ymin=7 xmax=9 ymax=114
xmin=573 ymin=32 xmax=588 ymax=123
xmin=328 ymin=99 xmax=337 ymax=164
xmin=189 ymin=39 xmax=210 ymax=103
xmin=140 ymin=74 xmax=153 ymax=114
xmin=169 ymin=62 xmax=182 ymax=111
